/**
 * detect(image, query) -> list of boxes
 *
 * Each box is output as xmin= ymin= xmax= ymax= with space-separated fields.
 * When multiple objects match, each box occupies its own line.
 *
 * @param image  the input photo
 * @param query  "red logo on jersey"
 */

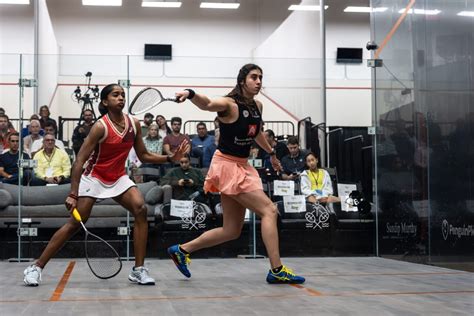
xmin=247 ymin=124 xmax=257 ymax=137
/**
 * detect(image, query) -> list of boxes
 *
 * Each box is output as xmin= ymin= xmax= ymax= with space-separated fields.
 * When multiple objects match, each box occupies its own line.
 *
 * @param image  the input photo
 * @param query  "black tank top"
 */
xmin=217 ymin=97 xmax=262 ymax=158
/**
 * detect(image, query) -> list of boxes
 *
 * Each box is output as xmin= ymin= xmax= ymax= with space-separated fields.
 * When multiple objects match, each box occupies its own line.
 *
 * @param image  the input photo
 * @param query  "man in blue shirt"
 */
xmin=0 ymin=132 xmax=31 ymax=185
xmin=191 ymin=122 xmax=215 ymax=168
xmin=281 ymin=136 xmax=308 ymax=181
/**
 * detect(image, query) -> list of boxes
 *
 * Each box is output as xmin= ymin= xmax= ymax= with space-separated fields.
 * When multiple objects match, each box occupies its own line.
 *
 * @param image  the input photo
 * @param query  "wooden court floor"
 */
xmin=0 ymin=257 xmax=472 ymax=315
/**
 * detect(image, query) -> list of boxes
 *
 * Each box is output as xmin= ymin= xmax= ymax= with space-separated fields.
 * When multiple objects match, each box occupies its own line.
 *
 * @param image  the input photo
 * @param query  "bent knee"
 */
xmin=132 ymin=204 xmax=148 ymax=218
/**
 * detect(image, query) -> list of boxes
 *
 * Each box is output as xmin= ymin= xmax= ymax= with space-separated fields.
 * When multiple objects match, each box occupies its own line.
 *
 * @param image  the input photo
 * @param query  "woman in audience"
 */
xmin=23 ymin=84 xmax=189 ymax=287
xmin=38 ymin=105 xmax=57 ymax=133
xmin=167 ymin=63 xmax=305 ymax=284
xmin=155 ymin=114 xmax=171 ymax=139
xmin=140 ymin=123 xmax=163 ymax=182
xmin=300 ymin=152 xmax=340 ymax=204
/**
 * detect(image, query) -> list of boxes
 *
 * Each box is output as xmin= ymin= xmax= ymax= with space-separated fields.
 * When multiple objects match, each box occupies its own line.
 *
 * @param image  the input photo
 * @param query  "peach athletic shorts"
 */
xmin=204 ymin=150 xmax=262 ymax=195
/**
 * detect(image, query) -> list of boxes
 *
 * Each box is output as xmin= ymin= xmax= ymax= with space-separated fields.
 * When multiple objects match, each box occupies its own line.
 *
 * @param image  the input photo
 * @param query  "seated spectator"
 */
xmin=155 ymin=114 xmax=171 ymax=139
xmin=143 ymin=123 xmax=163 ymax=154
xmin=0 ymin=114 xmax=16 ymax=152
xmin=191 ymin=122 xmax=215 ymax=168
xmin=203 ymin=127 xmax=218 ymax=168
xmin=140 ymin=123 xmax=163 ymax=182
xmin=0 ymin=133 xmax=32 ymax=185
xmin=163 ymin=117 xmax=190 ymax=155
xmin=38 ymin=105 xmax=57 ymax=134
xmin=21 ymin=114 xmax=43 ymax=138
xmin=281 ymin=136 xmax=308 ymax=181
xmin=300 ymin=152 xmax=339 ymax=204
xmin=208 ymin=116 xmax=220 ymax=136
xmin=31 ymin=134 xmax=71 ymax=186
xmin=141 ymin=112 xmax=154 ymax=136
xmin=30 ymin=121 xmax=64 ymax=155
xmin=23 ymin=119 xmax=42 ymax=155
xmin=160 ymin=155 xmax=206 ymax=203
xmin=257 ymin=129 xmax=289 ymax=161
xmin=72 ymin=109 xmax=95 ymax=155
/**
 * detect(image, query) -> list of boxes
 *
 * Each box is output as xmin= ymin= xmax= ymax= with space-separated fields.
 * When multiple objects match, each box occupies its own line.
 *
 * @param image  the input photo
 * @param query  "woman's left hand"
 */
xmin=171 ymin=139 xmax=190 ymax=161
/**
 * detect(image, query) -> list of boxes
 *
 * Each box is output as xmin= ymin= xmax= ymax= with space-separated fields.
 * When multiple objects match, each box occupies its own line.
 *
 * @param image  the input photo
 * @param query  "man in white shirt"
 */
xmin=23 ymin=119 xmax=43 ymax=155
xmin=30 ymin=121 xmax=64 ymax=156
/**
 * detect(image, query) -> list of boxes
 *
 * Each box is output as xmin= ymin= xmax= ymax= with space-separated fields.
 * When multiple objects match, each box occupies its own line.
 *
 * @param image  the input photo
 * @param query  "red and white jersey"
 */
xmin=83 ymin=114 xmax=136 ymax=185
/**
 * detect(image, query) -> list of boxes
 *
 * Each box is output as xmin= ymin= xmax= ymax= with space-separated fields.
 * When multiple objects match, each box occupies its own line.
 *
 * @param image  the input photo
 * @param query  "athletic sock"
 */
xmin=179 ymin=245 xmax=189 ymax=254
xmin=272 ymin=265 xmax=283 ymax=274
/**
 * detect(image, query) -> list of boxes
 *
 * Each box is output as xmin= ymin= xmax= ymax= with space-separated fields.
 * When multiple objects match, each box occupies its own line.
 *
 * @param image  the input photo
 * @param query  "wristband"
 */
xmin=269 ymin=149 xmax=276 ymax=156
xmin=184 ymin=89 xmax=196 ymax=99
xmin=166 ymin=155 xmax=173 ymax=163
xmin=68 ymin=193 xmax=78 ymax=200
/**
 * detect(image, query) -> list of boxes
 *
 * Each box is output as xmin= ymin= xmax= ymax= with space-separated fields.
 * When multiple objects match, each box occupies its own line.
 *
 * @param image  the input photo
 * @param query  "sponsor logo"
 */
xmin=385 ymin=222 xmax=417 ymax=236
xmin=247 ymin=124 xmax=257 ymax=137
xmin=441 ymin=219 xmax=474 ymax=241
xmin=243 ymin=110 xmax=249 ymax=118
xmin=181 ymin=202 xmax=207 ymax=230
xmin=305 ymin=203 xmax=330 ymax=230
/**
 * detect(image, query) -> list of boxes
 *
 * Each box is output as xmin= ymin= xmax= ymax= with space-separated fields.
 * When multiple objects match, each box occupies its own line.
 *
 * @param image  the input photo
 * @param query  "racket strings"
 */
xmin=130 ymin=89 xmax=162 ymax=114
xmin=85 ymin=233 xmax=122 ymax=279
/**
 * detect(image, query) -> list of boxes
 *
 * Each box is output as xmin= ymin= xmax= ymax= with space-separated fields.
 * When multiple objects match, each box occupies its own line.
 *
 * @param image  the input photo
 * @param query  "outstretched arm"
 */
xmin=175 ymin=89 xmax=231 ymax=113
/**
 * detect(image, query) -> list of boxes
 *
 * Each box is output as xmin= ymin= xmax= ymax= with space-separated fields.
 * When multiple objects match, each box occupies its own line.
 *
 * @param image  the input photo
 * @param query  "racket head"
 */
xmin=84 ymin=231 xmax=122 ymax=279
xmin=129 ymin=87 xmax=176 ymax=115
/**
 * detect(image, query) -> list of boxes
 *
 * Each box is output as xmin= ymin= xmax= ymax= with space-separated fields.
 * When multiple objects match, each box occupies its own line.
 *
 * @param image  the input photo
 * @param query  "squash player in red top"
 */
xmin=23 ymin=84 xmax=189 ymax=286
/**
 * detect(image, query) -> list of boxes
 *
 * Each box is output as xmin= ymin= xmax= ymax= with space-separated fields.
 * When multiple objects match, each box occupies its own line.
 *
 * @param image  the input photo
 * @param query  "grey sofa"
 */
xmin=0 ymin=181 xmax=164 ymax=228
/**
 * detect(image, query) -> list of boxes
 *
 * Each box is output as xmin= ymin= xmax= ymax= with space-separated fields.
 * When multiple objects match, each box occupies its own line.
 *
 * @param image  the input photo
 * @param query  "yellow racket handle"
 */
xmin=72 ymin=208 xmax=83 ymax=222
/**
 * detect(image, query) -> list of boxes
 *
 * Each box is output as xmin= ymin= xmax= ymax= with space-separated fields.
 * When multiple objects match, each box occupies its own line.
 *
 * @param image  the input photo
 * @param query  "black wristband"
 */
xmin=184 ymin=89 xmax=196 ymax=99
xmin=269 ymin=149 xmax=276 ymax=156
xmin=166 ymin=155 xmax=173 ymax=163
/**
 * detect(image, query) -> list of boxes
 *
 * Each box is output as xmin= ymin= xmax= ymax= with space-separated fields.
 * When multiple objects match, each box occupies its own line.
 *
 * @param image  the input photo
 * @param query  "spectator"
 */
xmin=0 ymin=114 xmax=16 ymax=152
xmin=203 ymin=126 xmax=218 ymax=169
xmin=208 ymin=116 xmax=220 ymax=136
xmin=140 ymin=123 xmax=163 ymax=182
xmin=23 ymin=119 xmax=42 ymax=155
xmin=31 ymin=134 xmax=71 ymax=185
xmin=143 ymin=123 xmax=163 ymax=154
xmin=0 ymin=107 xmax=5 ymax=115
xmin=163 ymin=117 xmax=190 ymax=155
xmin=280 ymin=136 xmax=308 ymax=181
xmin=38 ymin=105 xmax=57 ymax=133
xmin=141 ymin=113 xmax=154 ymax=136
xmin=0 ymin=133 xmax=31 ymax=185
xmin=30 ymin=121 xmax=65 ymax=155
xmin=191 ymin=122 xmax=215 ymax=167
xmin=300 ymin=152 xmax=339 ymax=204
xmin=71 ymin=109 xmax=95 ymax=155
xmin=155 ymin=114 xmax=171 ymax=139
xmin=21 ymin=114 xmax=43 ymax=138
xmin=160 ymin=155 xmax=206 ymax=203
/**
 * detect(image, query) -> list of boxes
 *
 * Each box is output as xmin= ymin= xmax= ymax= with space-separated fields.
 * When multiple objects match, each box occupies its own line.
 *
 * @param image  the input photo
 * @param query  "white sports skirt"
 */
xmin=78 ymin=174 xmax=136 ymax=199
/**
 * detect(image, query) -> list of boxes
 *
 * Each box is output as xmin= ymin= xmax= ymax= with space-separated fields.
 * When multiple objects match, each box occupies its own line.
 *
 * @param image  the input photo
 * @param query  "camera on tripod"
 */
xmin=73 ymin=71 xmax=99 ymax=122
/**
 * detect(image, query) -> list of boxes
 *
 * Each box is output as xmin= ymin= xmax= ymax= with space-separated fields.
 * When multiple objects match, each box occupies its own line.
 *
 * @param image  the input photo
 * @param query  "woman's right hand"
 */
xmin=65 ymin=195 xmax=77 ymax=212
xmin=175 ymin=90 xmax=190 ymax=103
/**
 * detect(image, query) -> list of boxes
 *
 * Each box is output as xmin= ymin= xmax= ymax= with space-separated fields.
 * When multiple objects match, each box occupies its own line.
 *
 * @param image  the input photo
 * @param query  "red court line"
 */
xmin=260 ymin=91 xmax=300 ymax=121
xmin=291 ymin=284 xmax=323 ymax=296
xmin=374 ymin=0 xmax=416 ymax=59
xmin=49 ymin=261 xmax=75 ymax=302
xmin=329 ymin=290 xmax=474 ymax=297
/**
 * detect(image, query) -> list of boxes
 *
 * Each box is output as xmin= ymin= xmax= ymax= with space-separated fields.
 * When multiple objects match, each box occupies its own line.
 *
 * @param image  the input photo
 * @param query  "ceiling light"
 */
xmin=0 ymin=0 xmax=29 ymax=4
xmin=398 ymin=8 xmax=441 ymax=15
xmin=82 ymin=0 xmax=122 ymax=6
xmin=344 ymin=6 xmax=387 ymax=13
xmin=200 ymin=2 xmax=240 ymax=9
xmin=288 ymin=5 xmax=328 ymax=11
xmin=457 ymin=11 xmax=474 ymax=17
xmin=142 ymin=1 xmax=182 ymax=8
